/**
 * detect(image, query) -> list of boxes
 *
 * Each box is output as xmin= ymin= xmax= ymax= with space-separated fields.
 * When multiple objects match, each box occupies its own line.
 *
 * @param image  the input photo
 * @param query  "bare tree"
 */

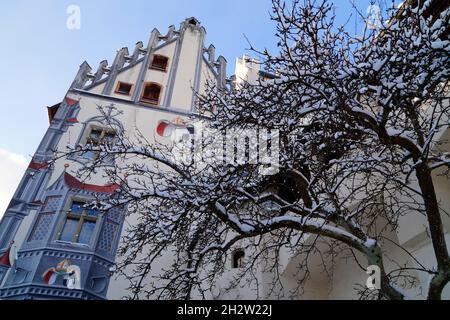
xmin=60 ymin=0 xmax=450 ymax=300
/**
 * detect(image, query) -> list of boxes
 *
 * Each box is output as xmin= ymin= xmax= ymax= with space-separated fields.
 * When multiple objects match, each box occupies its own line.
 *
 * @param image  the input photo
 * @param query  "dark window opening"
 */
xmin=232 ymin=249 xmax=245 ymax=269
xmin=115 ymin=82 xmax=133 ymax=96
xmin=141 ymin=83 xmax=162 ymax=105
xmin=150 ymin=55 xmax=169 ymax=72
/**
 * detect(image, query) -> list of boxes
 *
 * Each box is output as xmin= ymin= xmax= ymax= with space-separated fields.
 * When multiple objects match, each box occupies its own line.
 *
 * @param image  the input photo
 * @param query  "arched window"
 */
xmin=141 ymin=82 xmax=162 ymax=106
xmin=232 ymin=249 xmax=245 ymax=269
xmin=150 ymin=55 xmax=169 ymax=72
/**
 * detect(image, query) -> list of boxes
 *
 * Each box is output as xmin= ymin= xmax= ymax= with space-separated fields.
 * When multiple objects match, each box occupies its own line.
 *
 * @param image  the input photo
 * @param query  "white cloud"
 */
xmin=0 ymin=149 xmax=28 ymax=218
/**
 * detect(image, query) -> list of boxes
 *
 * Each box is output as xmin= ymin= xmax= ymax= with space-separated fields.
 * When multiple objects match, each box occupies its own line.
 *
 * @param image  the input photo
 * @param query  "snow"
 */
xmin=372 ymin=58 xmax=388 ymax=72
xmin=260 ymin=216 xmax=366 ymax=247
xmin=215 ymin=202 xmax=255 ymax=233
xmin=364 ymin=238 xmax=377 ymax=248
xmin=391 ymin=284 xmax=413 ymax=300
xmin=431 ymin=40 xmax=449 ymax=50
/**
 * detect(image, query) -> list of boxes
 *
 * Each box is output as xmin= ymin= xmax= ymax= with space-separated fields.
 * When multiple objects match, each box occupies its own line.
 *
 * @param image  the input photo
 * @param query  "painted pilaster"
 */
xmin=162 ymin=26 xmax=185 ymax=108
xmin=191 ymin=27 xmax=207 ymax=112
xmin=0 ymin=96 xmax=81 ymax=254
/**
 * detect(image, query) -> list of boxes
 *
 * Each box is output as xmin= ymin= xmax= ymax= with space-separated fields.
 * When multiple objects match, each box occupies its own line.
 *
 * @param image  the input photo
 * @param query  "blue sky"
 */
xmin=0 ymin=0 xmax=392 ymax=214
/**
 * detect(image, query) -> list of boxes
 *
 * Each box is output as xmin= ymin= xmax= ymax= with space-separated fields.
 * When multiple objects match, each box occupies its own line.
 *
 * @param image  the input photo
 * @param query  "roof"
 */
xmin=46 ymin=103 xmax=61 ymax=124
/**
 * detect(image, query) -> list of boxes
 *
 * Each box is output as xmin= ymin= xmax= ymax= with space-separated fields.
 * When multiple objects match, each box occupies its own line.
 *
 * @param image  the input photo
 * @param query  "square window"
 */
xmin=150 ymin=55 xmax=169 ymax=72
xmin=115 ymin=82 xmax=133 ymax=96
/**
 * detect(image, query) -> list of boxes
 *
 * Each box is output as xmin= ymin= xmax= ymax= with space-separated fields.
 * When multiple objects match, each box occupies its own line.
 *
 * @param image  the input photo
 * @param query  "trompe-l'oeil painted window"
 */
xmin=59 ymin=201 xmax=99 ymax=245
xmin=83 ymin=127 xmax=116 ymax=161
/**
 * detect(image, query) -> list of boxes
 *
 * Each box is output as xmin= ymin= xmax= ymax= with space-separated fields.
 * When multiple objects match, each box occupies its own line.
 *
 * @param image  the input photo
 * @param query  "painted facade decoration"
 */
xmin=0 ymin=241 xmax=16 ymax=268
xmin=42 ymin=259 xmax=81 ymax=290
xmin=156 ymin=117 xmax=189 ymax=137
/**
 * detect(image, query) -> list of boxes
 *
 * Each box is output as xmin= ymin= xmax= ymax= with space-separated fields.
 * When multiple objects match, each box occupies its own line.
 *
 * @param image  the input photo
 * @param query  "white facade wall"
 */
xmin=234 ymin=55 xmax=261 ymax=88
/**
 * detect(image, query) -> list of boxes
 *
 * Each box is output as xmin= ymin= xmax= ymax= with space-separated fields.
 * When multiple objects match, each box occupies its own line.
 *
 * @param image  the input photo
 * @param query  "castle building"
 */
xmin=0 ymin=17 xmax=237 ymax=300
xmin=0 ymin=2 xmax=449 ymax=300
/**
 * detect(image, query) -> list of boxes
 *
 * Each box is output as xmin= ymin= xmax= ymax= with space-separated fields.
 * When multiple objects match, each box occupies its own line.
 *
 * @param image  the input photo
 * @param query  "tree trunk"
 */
xmin=416 ymin=164 xmax=450 ymax=299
